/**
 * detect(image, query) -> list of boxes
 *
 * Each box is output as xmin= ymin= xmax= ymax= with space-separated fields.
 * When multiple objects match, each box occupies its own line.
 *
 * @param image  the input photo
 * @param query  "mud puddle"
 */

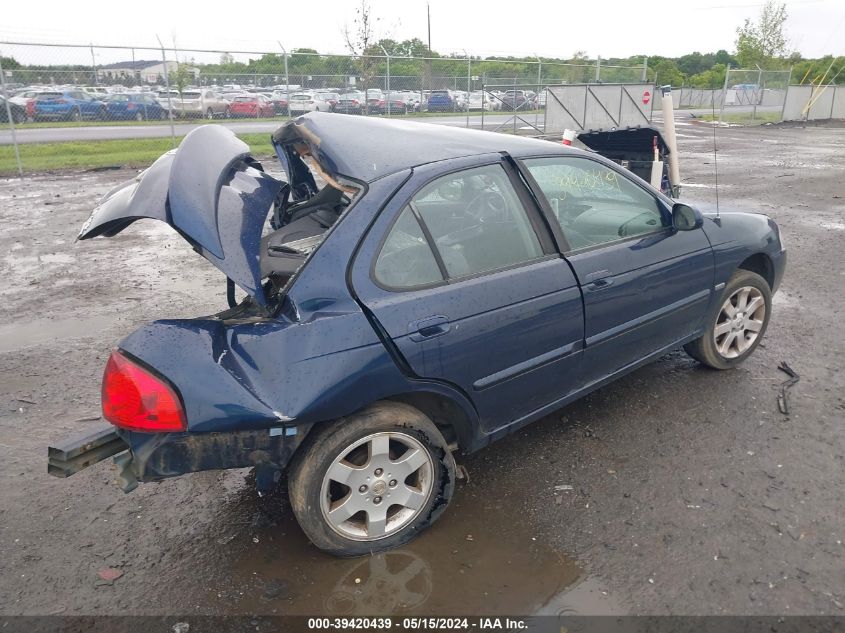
xmin=200 ymin=484 xmax=622 ymax=616
xmin=0 ymin=314 xmax=114 ymax=353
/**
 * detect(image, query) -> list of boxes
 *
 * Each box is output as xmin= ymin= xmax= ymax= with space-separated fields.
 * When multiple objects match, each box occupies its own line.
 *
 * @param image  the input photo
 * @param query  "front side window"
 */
xmin=374 ymin=164 xmax=544 ymax=289
xmin=523 ymin=157 xmax=666 ymax=251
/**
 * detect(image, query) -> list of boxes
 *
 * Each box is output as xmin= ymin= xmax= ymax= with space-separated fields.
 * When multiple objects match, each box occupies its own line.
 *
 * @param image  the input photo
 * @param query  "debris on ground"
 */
xmin=777 ymin=361 xmax=800 ymax=414
xmin=96 ymin=568 xmax=124 ymax=585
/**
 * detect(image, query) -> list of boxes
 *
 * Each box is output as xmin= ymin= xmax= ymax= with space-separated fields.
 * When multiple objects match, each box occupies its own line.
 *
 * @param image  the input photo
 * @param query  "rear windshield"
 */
xmin=431 ymin=91 xmax=450 ymax=96
xmin=234 ymin=96 xmax=256 ymax=102
xmin=108 ymin=94 xmax=130 ymax=101
xmin=37 ymin=92 xmax=63 ymax=99
xmin=181 ymin=91 xmax=201 ymax=98
xmin=291 ymin=94 xmax=311 ymax=100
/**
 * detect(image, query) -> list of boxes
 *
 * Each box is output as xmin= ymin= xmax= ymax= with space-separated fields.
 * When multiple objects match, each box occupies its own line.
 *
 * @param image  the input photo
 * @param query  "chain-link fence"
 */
xmin=718 ymin=65 xmax=792 ymax=123
xmin=0 ymin=40 xmax=652 ymax=175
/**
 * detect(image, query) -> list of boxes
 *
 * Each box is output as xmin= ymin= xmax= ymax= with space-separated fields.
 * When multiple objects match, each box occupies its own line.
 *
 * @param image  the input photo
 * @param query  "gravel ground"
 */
xmin=0 ymin=119 xmax=843 ymax=618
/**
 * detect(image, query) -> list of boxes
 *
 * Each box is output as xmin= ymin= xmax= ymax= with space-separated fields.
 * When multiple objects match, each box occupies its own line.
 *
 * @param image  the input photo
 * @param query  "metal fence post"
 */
xmin=278 ymin=42 xmax=290 ymax=118
xmin=90 ymin=44 xmax=97 ymax=85
xmin=642 ymin=56 xmax=648 ymax=82
xmin=156 ymin=35 xmax=176 ymax=147
xmin=595 ymin=56 xmax=601 ymax=83
xmin=0 ymin=53 xmax=23 ymax=177
xmin=718 ymin=63 xmax=730 ymax=124
xmin=752 ymin=66 xmax=763 ymax=121
xmin=466 ymin=52 xmax=471 ymax=128
xmin=380 ymin=46 xmax=391 ymax=116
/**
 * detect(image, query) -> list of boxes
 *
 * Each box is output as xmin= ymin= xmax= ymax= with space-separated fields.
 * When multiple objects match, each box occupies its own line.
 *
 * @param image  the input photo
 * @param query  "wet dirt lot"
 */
xmin=1 ymin=120 xmax=844 ymax=618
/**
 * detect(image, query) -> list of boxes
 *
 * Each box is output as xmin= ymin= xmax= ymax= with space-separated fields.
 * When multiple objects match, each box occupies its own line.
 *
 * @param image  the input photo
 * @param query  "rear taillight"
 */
xmin=102 ymin=350 xmax=186 ymax=433
xmin=56 ymin=99 xmax=67 ymax=104
xmin=127 ymin=103 xmax=136 ymax=109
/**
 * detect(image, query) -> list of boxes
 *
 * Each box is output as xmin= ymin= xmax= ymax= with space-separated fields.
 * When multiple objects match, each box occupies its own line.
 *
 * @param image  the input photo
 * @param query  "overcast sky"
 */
xmin=1 ymin=0 xmax=843 ymax=64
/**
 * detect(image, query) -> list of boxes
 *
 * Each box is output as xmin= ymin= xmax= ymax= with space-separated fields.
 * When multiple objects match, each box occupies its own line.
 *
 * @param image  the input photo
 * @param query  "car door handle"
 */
xmin=586 ymin=278 xmax=614 ymax=291
xmin=409 ymin=315 xmax=451 ymax=342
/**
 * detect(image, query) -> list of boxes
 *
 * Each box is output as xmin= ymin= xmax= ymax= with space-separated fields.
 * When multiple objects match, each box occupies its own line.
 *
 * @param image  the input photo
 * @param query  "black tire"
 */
xmin=69 ymin=108 xmax=81 ymax=122
xmin=134 ymin=111 xmax=144 ymax=122
xmin=206 ymin=107 xmax=214 ymax=120
xmin=684 ymin=269 xmax=772 ymax=370
xmin=288 ymin=401 xmax=456 ymax=557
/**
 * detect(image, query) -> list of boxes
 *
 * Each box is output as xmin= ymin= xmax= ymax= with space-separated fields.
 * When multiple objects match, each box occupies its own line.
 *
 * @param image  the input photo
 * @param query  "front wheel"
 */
xmin=206 ymin=107 xmax=214 ymax=119
xmin=684 ymin=269 xmax=772 ymax=369
xmin=288 ymin=401 xmax=455 ymax=557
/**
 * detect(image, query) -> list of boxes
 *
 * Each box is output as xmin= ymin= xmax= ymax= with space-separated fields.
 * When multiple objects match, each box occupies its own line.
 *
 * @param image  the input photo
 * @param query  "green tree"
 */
xmin=735 ymin=0 xmax=790 ymax=68
xmin=170 ymin=62 xmax=193 ymax=94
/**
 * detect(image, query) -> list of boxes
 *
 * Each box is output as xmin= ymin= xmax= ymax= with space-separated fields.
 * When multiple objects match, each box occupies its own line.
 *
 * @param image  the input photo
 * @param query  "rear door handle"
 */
xmin=409 ymin=315 xmax=451 ymax=341
xmin=586 ymin=278 xmax=614 ymax=291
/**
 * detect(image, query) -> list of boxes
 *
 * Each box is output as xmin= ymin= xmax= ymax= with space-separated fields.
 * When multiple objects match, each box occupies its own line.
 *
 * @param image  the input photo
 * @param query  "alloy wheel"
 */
xmin=714 ymin=285 xmax=766 ymax=358
xmin=320 ymin=431 xmax=434 ymax=541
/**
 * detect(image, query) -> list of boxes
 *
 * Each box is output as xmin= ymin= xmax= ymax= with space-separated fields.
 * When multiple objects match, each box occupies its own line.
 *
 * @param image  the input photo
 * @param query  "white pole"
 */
xmin=660 ymin=85 xmax=681 ymax=197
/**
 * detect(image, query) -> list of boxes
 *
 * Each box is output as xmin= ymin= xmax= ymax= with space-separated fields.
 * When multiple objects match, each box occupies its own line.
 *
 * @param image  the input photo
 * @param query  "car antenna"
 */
xmin=711 ymin=79 xmax=721 ymax=220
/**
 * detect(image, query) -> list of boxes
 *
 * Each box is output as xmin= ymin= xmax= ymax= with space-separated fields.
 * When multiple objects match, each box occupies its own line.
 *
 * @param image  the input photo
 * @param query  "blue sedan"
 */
xmin=52 ymin=114 xmax=786 ymax=556
xmin=104 ymin=93 xmax=168 ymax=121
xmin=33 ymin=89 xmax=106 ymax=121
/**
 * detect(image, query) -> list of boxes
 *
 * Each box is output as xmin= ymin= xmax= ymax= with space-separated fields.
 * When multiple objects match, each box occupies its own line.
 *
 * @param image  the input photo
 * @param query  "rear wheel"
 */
xmin=684 ymin=269 xmax=771 ymax=369
xmin=69 ymin=108 xmax=81 ymax=122
xmin=134 ymin=111 xmax=144 ymax=122
xmin=206 ymin=107 xmax=214 ymax=119
xmin=288 ymin=401 xmax=455 ymax=557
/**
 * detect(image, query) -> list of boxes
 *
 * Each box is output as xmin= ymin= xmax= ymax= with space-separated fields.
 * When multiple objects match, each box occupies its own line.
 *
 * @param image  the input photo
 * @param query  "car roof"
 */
xmin=275 ymin=112 xmax=573 ymax=183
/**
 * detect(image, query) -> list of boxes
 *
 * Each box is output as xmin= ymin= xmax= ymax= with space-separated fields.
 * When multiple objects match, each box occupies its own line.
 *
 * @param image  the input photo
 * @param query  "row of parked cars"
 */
xmin=0 ymin=84 xmax=545 ymax=124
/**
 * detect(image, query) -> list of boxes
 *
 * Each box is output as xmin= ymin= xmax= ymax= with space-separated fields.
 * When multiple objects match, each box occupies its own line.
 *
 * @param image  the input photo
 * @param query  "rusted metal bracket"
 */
xmin=47 ymin=424 xmax=128 ymax=478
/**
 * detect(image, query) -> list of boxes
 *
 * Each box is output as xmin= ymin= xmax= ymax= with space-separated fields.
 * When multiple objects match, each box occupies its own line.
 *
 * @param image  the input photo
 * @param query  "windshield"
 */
xmin=108 ymin=94 xmax=130 ymax=102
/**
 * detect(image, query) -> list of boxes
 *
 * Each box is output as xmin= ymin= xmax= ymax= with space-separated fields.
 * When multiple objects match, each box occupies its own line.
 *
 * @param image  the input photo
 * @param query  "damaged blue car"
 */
xmin=49 ymin=113 xmax=786 ymax=556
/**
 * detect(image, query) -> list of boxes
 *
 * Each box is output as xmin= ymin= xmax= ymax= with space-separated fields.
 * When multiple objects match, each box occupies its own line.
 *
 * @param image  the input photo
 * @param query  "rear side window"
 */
xmin=374 ymin=164 xmax=544 ymax=289
xmin=374 ymin=208 xmax=444 ymax=289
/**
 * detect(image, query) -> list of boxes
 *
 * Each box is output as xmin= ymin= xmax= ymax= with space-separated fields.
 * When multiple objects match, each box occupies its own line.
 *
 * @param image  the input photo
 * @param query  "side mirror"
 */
xmin=672 ymin=203 xmax=703 ymax=231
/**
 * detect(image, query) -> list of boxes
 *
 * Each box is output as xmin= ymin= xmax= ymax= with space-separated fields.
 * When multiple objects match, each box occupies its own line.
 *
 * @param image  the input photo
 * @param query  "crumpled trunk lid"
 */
xmin=77 ymin=125 xmax=284 ymax=306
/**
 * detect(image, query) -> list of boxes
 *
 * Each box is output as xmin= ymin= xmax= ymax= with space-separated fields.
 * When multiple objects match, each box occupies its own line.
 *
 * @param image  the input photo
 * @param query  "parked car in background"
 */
xmin=337 ymin=91 xmax=364 ymax=114
xmin=105 ymin=93 xmax=167 ymax=121
xmin=33 ymin=90 xmax=106 ymax=121
xmin=9 ymin=88 xmax=42 ymax=109
xmin=83 ymin=86 xmax=110 ymax=98
xmin=501 ymin=89 xmax=533 ymax=111
xmin=166 ymin=90 xmax=230 ymax=119
xmin=229 ymin=94 xmax=274 ymax=118
xmin=400 ymin=91 xmax=422 ymax=112
xmin=314 ymin=92 xmax=340 ymax=112
xmin=288 ymin=93 xmax=333 ymax=115
xmin=59 ymin=113 xmax=786 ymax=557
xmin=375 ymin=91 xmax=409 ymax=115
xmin=467 ymin=91 xmax=493 ymax=111
xmin=426 ymin=89 xmax=464 ymax=112
xmin=269 ymin=91 xmax=290 ymax=116
xmin=364 ymin=89 xmax=384 ymax=114
xmin=0 ymin=95 xmax=27 ymax=123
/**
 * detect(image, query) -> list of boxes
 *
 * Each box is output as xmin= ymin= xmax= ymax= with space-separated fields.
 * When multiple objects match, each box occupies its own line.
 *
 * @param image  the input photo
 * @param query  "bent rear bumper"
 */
xmin=49 ymin=424 xmax=303 ymax=493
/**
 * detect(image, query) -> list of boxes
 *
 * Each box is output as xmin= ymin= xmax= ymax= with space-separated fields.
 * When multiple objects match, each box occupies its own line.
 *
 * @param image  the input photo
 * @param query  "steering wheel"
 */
xmin=618 ymin=212 xmax=660 ymax=237
xmin=466 ymin=191 xmax=507 ymax=222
